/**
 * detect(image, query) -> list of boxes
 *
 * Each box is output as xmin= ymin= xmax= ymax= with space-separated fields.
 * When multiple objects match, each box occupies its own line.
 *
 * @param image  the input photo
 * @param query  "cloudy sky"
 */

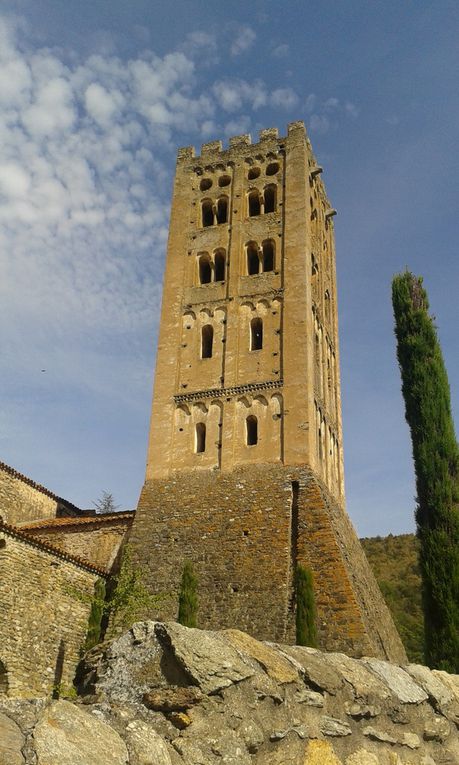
xmin=1 ymin=1 xmax=458 ymax=535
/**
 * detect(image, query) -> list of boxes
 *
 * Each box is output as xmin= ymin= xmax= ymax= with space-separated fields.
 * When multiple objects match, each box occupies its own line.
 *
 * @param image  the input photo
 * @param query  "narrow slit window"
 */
xmin=248 ymin=190 xmax=260 ymax=217
xmin=201 ymin=324 xmax=214 ymax=358
xmin=198 ymin=254 xmax=212 ymax=284
xmin=247 ymin=243 xmax=260 ymax=275
xmin=250 ymin=318 xmax=263 ymax=350
xmin=202 ymin=199 xmax=214 ymax=227
xmin=264 ymin=185 xmax=276 ymax=213
xmin=195 ymin=422 xmax=206 ymax=453
xmin=262 ymin=240 xmax=274 ymax=272
xmin=214 ymin=250 xmax=225 ymax=282
xmin=246 ymin=415 xmax=258 ymax=446
xmin=217 ymin=197 xmax=228 ymax=224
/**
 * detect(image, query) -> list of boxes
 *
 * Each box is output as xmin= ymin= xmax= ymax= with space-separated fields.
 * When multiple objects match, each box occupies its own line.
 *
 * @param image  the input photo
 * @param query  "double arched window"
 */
xmin=201 ymin=197 xmax=229 ymax=227
xmin=198 ymin=250 xmax=226 ymax=284
xmin=245 ymin=240 xmax=275 ymax=275
xmin=247 ymin=186 xmax=277 ymax=217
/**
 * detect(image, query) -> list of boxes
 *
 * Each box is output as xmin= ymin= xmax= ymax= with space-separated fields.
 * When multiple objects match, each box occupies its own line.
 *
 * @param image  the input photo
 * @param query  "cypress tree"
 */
xmin=392 ymin=271 xmax=459 ymax=671
xmin=295 ymin=565 xmax=317 ymax=647
xmin=178 ymin=561 xmax=198 ymax=628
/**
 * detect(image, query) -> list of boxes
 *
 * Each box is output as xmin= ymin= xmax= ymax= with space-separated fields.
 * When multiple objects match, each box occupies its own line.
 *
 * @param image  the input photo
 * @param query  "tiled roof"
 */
xmin=0 ymin=460 xmax=82 ymax=513
xmin=0 ymin=520 xmax=109 ymax=577
xmin=20 ymin=512 xmax=135 ymax=531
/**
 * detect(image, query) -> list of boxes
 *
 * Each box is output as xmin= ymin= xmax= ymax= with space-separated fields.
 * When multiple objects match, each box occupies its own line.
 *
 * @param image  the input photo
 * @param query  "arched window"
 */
xmin=246 ymin=415 xmax=258 ymax=446
xmin=200 ymin=178 xmax=212 ymax=191
xmin=262 ymin=240 xmax=274 ymax=272
xmin=214 ymin=250 xmax=225 ymax=282
xmin=201 ymin=324 xmax=214 ymax=359
xmin=217 ymin=197 xmax=228 ymax=224
xmin=202 ymin=199 xmax=214 ymax=227
xmin=247 ymin=243 xmax=260 ymax=275
xmin=0 ymin=660 xmax=8 ymax=695
xmin=248 ymin=190 xmax=261 ymax=217
xmin=266 ymin=162 xmax=279 ymax=176
xmin=264 ymin=185 xmax=276 ymax=213
xmin=218 ymin=175 xmax=231 ymax=187
xmin=250 ymin=318 xmax=263 ymax=350
xmin=195 ymin=422 xmax=206 ymax=453
xmin=198 ymin=254 xmax=212 ymax=284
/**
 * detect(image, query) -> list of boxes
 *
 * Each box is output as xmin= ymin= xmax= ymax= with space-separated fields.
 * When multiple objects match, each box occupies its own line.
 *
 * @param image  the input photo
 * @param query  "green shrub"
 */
xmin=295 ymin=565 xmax=317 ymax=647
xmin=84 ymin=578 xmax=106 ymax=651
xmin=178 ymin=561 xmax=198 ymax=628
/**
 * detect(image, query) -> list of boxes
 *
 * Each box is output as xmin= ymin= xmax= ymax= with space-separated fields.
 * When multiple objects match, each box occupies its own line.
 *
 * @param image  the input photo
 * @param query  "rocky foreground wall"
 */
xmin=1 ymin=621 xmax=458 ymax=764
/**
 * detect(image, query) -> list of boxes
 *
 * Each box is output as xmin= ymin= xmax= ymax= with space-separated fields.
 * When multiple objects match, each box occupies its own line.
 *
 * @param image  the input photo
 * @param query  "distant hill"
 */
xmin=360 ymin=533 xmax=424 ymax=663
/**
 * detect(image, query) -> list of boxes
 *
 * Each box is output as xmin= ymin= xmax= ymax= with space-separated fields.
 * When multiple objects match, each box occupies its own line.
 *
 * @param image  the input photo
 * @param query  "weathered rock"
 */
xmin=305 ymin=740 xmax=342 ymax=764
xmin=142 ymin=686 xmax=203 ymax=712
xmin=155 ymin=622 xmax=255 ymax=694
xmin=327 ymin=652 xmax=391 ymax=702
xmin=406 ymin=664 xmax=454 ymax=708
xmin=363 ymin=658 xmax=428 ymax=704
xmin=363 ymin=725 xmax=397 ymax=744
xmin=423 ymin=715 xmax=451 ymax=742
xmin=0 ymin=712 xmax=24 ymax=765
xmin=33 ymin=700 xmax=129 ymax=765
xmin=124 ymin=719 xmax=172 ymax=765
xmin=279 ymin=645 xmax=344 ymax=694
xmin=169 ymin=711 xmax=192 ymax=729
xmin=345 ymin=701 xmax=381 ymax=719
xmin=295 ymin=688 xmax=325 ymax=707
xmin=320 ymin=715 xmax=352 ymax=737
xmin=223 ymin=630 xmax=298 ymax=684
xmin=345 ymin=750 xmax=379 ymax=765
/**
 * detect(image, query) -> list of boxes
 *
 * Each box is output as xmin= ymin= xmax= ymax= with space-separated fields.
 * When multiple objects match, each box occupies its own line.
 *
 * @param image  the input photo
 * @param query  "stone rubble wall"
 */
xmin=0 ymin=462 xmax=80 ymax=525
xmin=1 ymin=621 xmax=458 ymax=764
xmin=23 ymin=517 xmax=131 ymax=571
xmin=0 ymin=527 xmax=102 ymax=697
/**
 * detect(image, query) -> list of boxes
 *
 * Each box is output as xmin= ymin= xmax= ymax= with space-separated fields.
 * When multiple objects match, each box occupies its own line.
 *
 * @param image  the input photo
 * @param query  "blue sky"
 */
xmin=0 ymin=1 xmax=458 ymax=536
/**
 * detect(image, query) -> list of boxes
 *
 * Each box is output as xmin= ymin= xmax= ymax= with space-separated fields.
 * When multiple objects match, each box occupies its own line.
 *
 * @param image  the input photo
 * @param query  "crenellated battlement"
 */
xmin=177 ymin=120 xmax=308 ymax=164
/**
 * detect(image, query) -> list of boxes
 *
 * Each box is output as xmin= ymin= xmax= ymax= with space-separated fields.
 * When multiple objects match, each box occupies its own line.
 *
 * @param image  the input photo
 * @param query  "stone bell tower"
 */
xmin=130 ymin=121 xmax=406 ymax=662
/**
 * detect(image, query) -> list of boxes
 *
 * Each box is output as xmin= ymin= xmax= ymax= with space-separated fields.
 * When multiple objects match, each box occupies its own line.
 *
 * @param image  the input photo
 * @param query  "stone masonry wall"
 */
xmin=0 ymin=462 xmax=80 ymax=525
xmin=22 ymin=515 xmax=133 ymax=571
xmin=130 ymin=464 xmax=406 ymax=663
xmin=0 ymin=524 xmax=103 ymax=697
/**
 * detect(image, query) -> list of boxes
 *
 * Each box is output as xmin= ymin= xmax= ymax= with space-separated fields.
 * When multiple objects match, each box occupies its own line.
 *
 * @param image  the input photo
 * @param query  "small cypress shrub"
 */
xmin=178 ymin=561 xmax=198 ymax=628
xmin=84 ymin=578 xmax=106 ymax=651
xmin=296 ymin=565 xmax=317 ymax=647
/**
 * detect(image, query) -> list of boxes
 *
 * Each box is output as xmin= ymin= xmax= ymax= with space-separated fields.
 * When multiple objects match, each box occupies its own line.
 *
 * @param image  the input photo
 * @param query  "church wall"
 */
xmin=0 ymin=525 xmax=102 ymax=697
xmin=0 ymin=466 xmax=60 ymax=525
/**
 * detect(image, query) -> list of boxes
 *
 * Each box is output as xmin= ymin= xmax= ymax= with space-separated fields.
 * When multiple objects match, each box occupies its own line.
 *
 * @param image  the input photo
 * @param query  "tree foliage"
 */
xmin=392 ymin=271 xmax=459 ymax=671
xmin=178 ymin=561 xmax=198 ymax=628
xmin=84 ymin=578 xmax=106 ymax=651
xmin=93 ymin=491 xmax=119 ymax=514
xmin=295 ymin=565 xmax=317 ymax=648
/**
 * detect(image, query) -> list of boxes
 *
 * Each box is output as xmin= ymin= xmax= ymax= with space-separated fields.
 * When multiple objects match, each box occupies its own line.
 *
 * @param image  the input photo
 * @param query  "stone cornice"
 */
xmin=174 ymin=379 xmax=283 ymax=404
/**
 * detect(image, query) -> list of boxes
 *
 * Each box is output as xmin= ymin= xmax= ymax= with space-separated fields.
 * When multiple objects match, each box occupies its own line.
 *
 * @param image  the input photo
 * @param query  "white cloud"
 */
xmin=273 ymin=43 xmax=289 ymax=58
xmin=85 ymin=83 xmax=123 ymax=126
xmin=230 ymin=25 xmax=256 ymax=56
xmin=212 ymin=78 xmax=267 ymax=112
xmin=271 ymin=87 xmax=298 ymax=110
xmin=309 ymin=114 xmax=330 ymax=134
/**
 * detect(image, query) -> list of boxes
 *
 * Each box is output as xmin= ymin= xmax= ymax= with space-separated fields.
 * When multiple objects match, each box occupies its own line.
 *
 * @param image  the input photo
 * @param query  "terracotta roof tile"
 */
xmin=20 ymin=512 xmax=135 ymax=531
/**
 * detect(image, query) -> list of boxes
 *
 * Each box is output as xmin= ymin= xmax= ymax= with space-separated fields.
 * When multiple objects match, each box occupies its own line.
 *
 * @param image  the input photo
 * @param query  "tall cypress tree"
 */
xmin=392 ymin=271 xmax=459 ymax=671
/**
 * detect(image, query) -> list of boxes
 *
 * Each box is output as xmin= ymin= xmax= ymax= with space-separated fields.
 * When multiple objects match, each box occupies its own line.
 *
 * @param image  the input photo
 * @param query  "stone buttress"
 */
xmin=129 ymin=121 xmax=407 ymax=662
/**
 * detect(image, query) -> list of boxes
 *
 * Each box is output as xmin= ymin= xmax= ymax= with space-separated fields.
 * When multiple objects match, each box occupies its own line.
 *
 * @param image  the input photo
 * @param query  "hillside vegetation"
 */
xmin=361 ymin=533 xmax=424 ymax=663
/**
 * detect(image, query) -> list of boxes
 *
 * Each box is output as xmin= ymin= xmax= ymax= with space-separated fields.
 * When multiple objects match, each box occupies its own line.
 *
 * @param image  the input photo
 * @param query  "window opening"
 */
xmin=248 ymin=166 xmax=261 ymax=180
xmin=250 ymin=318 xmax=263 ymax=351
xmin=195 ymin=423 xmax=206 ymax=453
xmin=0 ymin=661 xmax=8 ymax=695
xmin=201 ymin=324 xmax=214 ymax=358
xmin=202 ymin=199 xmax=214 ymax=227
xmin=217 ymin=197 xmax=228 ymax=224
xmin=218 ymin=175 xmax=231 ymax=187
xmin=248 ymin=190 xmax=261 ymax=217
xmin=262 ymin=240 xmax=274 ymax=272
xmin=266 ymin=162 xmax=279 ymax=176
xmin=198 ymin=254 xmax=212 ymax=284
xmin=247 ymin=243 xmax=260 ymax=275
xmin=246 ymin=415 xmax=258 ymax=446
xmin=214 ymin=250 xmax=225 ymax=282
xmin=264 ymin=185 xmax=276 ymax=213
xmin=200 ymin=178 xmax=212 ymax=191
